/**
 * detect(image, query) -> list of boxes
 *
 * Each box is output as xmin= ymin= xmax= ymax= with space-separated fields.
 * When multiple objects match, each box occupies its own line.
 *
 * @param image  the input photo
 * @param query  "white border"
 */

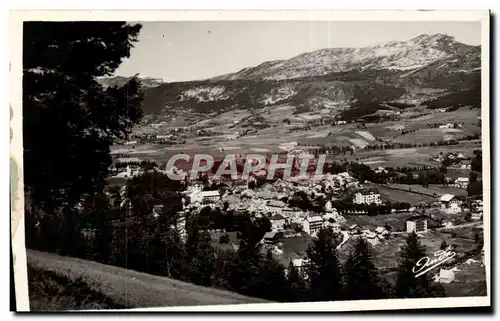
xmin=9 ymin=9 xmax=491 ymax=312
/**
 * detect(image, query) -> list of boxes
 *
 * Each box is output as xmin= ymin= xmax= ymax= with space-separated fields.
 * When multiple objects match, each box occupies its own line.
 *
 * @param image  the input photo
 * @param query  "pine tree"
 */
xmin=23 ymin=22 xmax=144 ymax=213
xmin=343 ymin=238 xmax=386 ymax=300
xmin=286 ymin=261 xmax=308 ymax=302
xmin=164 ymin=229 xmax=187 ymax=280
xmin=184 ymin=220 xmax=216 ymax=286
xmin=306 ymin=229 xmax=343 ymax=301
xmin=213 ymin=249 xmax=236 ymax=290
xmin=395 ymin=232 xmax=445 ymax=298
xmin=226 ymin=237 xmax=262 ymax=297
xmin=254 ymin=250 xmax=289 ymax=302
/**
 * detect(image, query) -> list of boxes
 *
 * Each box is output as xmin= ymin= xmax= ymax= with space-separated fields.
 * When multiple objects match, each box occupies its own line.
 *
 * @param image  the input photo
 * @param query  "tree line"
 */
xmin=25 ymin=203 xmax=447 ymax=302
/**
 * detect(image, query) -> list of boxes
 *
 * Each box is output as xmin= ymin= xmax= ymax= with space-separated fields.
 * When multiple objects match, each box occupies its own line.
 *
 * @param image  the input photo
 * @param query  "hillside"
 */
xmin=101 ymin=33 xmax=481 ymax=121
xmin=27 ymin=250 xmax=270 ymax=310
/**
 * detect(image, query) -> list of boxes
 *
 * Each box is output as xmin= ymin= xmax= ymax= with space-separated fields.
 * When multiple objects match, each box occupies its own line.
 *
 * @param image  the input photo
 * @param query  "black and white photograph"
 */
xmin=10 ymin=10 xmax=490 ymax=312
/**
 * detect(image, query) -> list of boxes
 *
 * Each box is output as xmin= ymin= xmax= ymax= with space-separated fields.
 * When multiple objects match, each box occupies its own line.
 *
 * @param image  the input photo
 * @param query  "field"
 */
xmin=376 ymin=185 xmax=436 ymax=205
xmin=383 ymin=184 xmax=468 ymax=198
xmin=27 ymin=250 xmax=269 ymax=309
xmin=345 ymin=211 xmax=417 ymax=231
xmin=28 ymin=265 xmax=125 ymax=311
xmin=336 ymin=141 xmax=482 ymax=168
xmin=276 ymin=234 xmax=315 ymax=266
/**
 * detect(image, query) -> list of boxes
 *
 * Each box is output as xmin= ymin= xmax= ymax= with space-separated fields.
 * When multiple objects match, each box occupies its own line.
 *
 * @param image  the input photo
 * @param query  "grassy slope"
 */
xmin=26 ymin=250 xmax=269 ymax=311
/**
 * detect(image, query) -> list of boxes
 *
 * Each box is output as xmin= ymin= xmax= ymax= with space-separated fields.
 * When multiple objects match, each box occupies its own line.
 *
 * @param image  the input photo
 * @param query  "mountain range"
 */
xmin=100 ymin=33 xmax=481 ymax=121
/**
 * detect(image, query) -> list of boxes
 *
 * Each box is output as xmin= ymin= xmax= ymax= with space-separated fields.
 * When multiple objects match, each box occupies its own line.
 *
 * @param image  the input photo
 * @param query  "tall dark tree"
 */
xmin=185 ymin=220 xmax=216 ymax=287
xmin=23 ymin=22 xmax=143 ymax=213
xmin=163 ymin=229 xmax=187 ymax=280
xmin=395 ymin=232 xmax=445 ymax=298
xmin=254 ymin=250 xmax=289 ymax=302
xmin=286 ymin=261 xmax=308 ymax=302
xmin=343 ymin=238 xmax=386 ymax=300
xmin=306 ymin=229 xmax=343 ymax=301
xmin=226 ymin=238 xmax=262 ymax=297
xmin=471 ymin=150 xmax=483 ymax=172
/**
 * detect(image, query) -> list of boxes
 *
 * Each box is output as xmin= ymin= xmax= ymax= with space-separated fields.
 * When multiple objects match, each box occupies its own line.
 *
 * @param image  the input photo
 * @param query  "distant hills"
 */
xmin=99 ymin=33 xmax=481 ymax=121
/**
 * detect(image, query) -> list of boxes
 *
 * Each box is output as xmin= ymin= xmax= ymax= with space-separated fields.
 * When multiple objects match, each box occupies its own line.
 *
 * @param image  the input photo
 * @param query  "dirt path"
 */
xmin=27 ymin=250 xmax=269 ymax=309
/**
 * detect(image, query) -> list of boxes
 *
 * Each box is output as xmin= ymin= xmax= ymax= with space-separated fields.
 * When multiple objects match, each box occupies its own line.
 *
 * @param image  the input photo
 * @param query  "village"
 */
xmin=103 ymin=149 xmax=484 ymax=285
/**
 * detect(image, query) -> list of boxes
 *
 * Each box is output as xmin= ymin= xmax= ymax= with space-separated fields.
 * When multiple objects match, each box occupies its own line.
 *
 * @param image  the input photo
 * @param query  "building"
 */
xmin=353 ymin=188 xmax=382 ymax=205
xmin=303 ymin=216 xmax=324 ymax=235
xmin=439 ymin=194 xmax=455 ymax=207
xmin=406 ymin=215 xmax=428 ymax=234
xmin=364 ymin=231 xmax=380 ymax=246
xmin=374 ymin=167 xmax=388 ymax=174
xmin=374 ymin=226 xmax=389 ymax=237
xmin=440 ymin=194 xmax=462 ymax=214
xmin=201 ymin=190 xmax=221 ymax=203
xmin=454 ymin=177 xmax=469 ymax=188
xmin=438 ymin=269 xmax=455 ymax=284
xmin=261 ymin=231 xmax=279 ymax=244
xmin=325 ymin=221 xmax=341 ymax=233
xmin=270 ymin=214 xmax=286 ymax=231
xmin=265 ymin=200 xmax=286 ymax=215
xmin=291 ymin=258 xmax=310 ymax=276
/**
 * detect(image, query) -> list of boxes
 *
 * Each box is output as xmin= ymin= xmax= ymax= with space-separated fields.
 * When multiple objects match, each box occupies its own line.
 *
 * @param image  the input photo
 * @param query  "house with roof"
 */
xmin=261 ymin=231 xmax=279 ymax=244
xmin=265 ymin=199 xmax=286 ymax=215
xmin=454 ymin=177 xmax=469 ymax=188
xmin=406 ymin=215 xmax=428 ymax=234
xmin=374 ymin=226 xmax=389 ymax=237
xmin=303 ymin=215 xmax=324 ymax=235
xmin=201 ymin=190 xmax=221 ymax=203
xmin=348 ymin=224 xmax=362 ymax=235
xmin=270 ymin=214 xmax=286 ymax=231
xmin=374 ymin=167 xmax=388 ymax=174
xmin=438 ymin=269 xmax=455 ymax=284
xmin=364 ymin=231 xmax=380 ymax=246
xmin=291 ymin=258 xmax=310 ymax=277
xmin=439 ymin=193 xmax=462 ymax=214
xmin=323 ymin=220 xmax=341 ymax=234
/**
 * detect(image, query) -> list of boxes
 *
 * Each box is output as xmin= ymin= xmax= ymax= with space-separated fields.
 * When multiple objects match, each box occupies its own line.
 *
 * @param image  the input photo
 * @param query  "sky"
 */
xmin=114 ymin=21 xmax=481 ymax=82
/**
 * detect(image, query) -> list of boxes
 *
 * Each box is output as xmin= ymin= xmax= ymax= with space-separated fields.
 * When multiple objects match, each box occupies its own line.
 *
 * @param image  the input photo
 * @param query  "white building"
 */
xmin=374 ymin=167 xmax=388 ymax=174
xmin=454 ymin=177 xmax=469 ymax=188
xmin=303 ymin=216 xmax=324 ymax=235
xmin=406 ymin=216 xmax=428 ymax=234
xmin=291 ymin=258 xmax=310 ymax=277
xmin=438 ymin=269 xmax=455 ymax=284
xmin=364 ymin=231 xmax=380 ymax=246
xmin=439 ymin=194 xmax=462 ymax=214
xmin=201 ymin=190 xmax=221 ymax=203
xmin=354 ymin=188 xmax=382 ymax=205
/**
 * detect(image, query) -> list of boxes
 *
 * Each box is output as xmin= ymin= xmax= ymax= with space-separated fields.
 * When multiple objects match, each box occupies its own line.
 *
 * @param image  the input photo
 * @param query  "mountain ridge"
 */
xmin=99 ymin=33 xmax=481 ymax=120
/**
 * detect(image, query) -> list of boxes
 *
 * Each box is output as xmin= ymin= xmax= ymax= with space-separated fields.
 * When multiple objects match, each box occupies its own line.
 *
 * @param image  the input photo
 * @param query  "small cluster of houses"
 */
xmin=347 ymin=224 xmax=391 ymax=246
xmin=432 ymin=152 xmax=471 ymax=170
xmin=439 ymin=123 xmax=463 ymax=129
